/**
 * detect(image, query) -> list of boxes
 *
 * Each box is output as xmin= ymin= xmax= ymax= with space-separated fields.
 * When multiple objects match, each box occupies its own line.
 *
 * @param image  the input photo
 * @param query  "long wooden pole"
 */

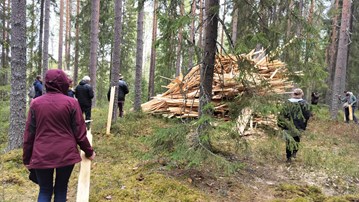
xmin=106 ymin=86 xmax=116 ymax=134
xmin=76 ymin=129 xmax=93 ymax=202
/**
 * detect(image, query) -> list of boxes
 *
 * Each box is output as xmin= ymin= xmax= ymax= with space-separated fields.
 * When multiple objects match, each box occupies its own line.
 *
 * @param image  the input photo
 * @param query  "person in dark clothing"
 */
xmin=338 ymin=91 xmax=358 ymax=124
xmin=33 ymin=75 xmax=43 ymax=98
xmin=278 ymin=88 xmax=311 ymax=163
xmin=23 ymin=69 xmax=95 ymax=202
xmin=107 ymin=74 xmax=129 ymax=117
xmin=67 ymin=88 xmax=75 ymax=98
xmin=311 ymin=92 xmax=319 ymax=105
xmin=75 ymin=76 xmax=94 ymax=124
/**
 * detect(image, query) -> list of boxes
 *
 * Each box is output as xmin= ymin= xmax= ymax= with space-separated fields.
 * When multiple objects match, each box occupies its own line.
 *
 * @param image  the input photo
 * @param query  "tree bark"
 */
xmin=9 ymin=0 xmax=27 ymax=150
xmin=286 ymin=0 xmax=294 ymax=41
xmin=110 ymin=0 xmax=123 ymax=120
xmin=74 ymin=0 xmax=80 ymax=85
xmin=134 ymin=1 xmax=144 ymax=111
xmin=220 ymin=0 xmax=226 ymax=54
xmin=231 ymin=3 xmax=238 ymax=46
xmin=42 ymin=0 xmax=50 ymax=79
xmin=199 ymin=0 xmax=218 ymax=118
xmin=89 ymin=0 xmax=100 ymax=106
xmin=295 ymin=0 xmax=303 ymax=37
xmin=175 ymin=1 xmax=184 ymax=77
xmin=37 ymin=0 xmax=44 ymax=74
xmin=58 ymin=0 xmax=64 ymax=69
xmin=0 ymin=0 xmax=8 ymax=85
xmin=330 ymin=0 xmax=352 ymax=119
xmin=65 ymin=0 xmax=71 ymax=71
xmin=326 ymin=0 xmax=339 ymax=105
xmin=198 ymin=0 xmax=203 ymax=49
xmin=188 ymin=0 xmax=196 ymax=69
xmin=148 ymin=0 xmax=158 ymax=100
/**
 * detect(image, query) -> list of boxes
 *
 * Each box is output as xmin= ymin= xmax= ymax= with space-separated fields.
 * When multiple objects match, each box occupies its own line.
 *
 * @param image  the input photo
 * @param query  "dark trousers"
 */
xmin=344 ymin=106 xmax=358 ymax=123
xmin=80 ymin=106 xmax=92 ymax=121
xmin=118 ymin=101 xmax=125 ymax=117
xmin=35 ymin=164 xmax=74 ymax=202
xmin=286 ymin=136 xmax=300 ymax=160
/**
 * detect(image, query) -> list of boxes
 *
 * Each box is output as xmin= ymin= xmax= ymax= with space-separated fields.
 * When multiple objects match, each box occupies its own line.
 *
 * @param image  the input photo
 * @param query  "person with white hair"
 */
xmin=74 ymin=76 xmax=94 ymax=129
xmin=277 ymin=88 xmax=311 ymax=163
xmin=338 ymin=90 xmax=358 ymax=124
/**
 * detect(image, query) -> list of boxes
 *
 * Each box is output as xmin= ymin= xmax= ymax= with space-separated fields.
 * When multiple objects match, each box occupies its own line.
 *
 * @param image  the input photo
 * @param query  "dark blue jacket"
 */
xmin=33 ymin=80 xmax=43 ymax=98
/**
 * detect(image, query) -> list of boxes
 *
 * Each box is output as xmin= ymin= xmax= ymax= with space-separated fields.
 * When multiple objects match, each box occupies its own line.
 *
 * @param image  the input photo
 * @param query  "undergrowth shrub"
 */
xmin=143 ymin=120 xmax=244 ymax=174
xmin=0 ymin=100 xmax=10 ymax=151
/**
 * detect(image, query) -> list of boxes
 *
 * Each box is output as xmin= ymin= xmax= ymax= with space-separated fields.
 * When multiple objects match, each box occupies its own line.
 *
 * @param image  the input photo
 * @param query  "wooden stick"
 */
xmin=349 ymin=105 xmax=353 ymax=121
xmin=106 ymin=86 xmax=116 ymax=135
xmin=76 ymin=129 xmax=93 ymax=202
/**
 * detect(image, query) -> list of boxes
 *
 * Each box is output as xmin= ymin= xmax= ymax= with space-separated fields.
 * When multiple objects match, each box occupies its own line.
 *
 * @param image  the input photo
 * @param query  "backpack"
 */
xmin=28 ymin=85 xmax=35 ymax=98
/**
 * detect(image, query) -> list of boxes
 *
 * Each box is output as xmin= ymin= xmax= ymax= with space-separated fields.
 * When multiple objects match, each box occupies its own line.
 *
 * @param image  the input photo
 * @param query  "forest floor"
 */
xmin=1 ymin=108 xmax=359 ymax=201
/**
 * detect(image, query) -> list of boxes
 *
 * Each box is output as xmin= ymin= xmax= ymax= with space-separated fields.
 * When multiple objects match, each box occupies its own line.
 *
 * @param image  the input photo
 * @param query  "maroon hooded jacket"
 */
xmin=23 ymin=69 xmax=94 ymax=169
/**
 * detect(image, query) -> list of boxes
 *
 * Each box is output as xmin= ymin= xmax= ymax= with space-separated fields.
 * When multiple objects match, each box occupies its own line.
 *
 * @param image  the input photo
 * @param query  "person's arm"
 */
xmin=88 ymin=85 xmax=94 ymax=99
xmin=350 ymin=95 xmax=357 ymax=105
xmin=123 ymin=82 xmax=129 ymax=94
xmin=338 ymin=95 xmax=346 ymax=103
xmin=70 ymin=101 xmax=94 ymax=159
xmin=23 ymin=108 xmax=36 ymax=166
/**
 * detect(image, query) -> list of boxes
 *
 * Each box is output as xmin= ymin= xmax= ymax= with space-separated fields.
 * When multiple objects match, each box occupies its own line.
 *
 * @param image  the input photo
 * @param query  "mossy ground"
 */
xmin=1 ymin=106 xmax=359 ymax=201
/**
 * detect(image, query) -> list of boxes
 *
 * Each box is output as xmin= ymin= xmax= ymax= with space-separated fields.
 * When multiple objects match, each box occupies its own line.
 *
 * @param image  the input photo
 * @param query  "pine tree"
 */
xmin=9 ymin=0 xmax=26 ymax=150
xmin=133 ymin=0 xmax=144 ymax=111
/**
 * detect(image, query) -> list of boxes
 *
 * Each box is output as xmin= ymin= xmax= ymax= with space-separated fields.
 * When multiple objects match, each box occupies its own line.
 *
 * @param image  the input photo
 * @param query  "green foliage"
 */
xmin=0 ymin=99 xmax=10 ymax=151
xmin=143 ymin=119 xmax=243 ymax=174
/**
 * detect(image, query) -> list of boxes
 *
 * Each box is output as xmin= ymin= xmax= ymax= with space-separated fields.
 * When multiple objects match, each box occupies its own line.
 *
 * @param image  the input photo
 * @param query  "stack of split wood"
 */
xmin=141 ymin=49 xmax=294 ymax=120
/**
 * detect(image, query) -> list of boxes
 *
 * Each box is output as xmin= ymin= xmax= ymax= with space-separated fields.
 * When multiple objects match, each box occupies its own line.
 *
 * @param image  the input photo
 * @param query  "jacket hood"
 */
xmin=33 ymin=79 xmax=42 ymax=85
xmin=45 ymin=69 xmax=70 ymax=95
xmin=79 ymin=80 xmax=87 ymax=85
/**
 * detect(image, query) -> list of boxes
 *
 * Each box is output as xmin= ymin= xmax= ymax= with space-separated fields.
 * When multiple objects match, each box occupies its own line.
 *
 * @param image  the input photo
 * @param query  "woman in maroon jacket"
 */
xmin=23 ymin=69 xmax=95 ymax=202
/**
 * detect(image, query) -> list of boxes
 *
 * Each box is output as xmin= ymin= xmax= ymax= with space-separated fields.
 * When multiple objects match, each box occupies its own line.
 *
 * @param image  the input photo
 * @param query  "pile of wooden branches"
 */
xmin=141 ymin=49 xmax=293 ymax=120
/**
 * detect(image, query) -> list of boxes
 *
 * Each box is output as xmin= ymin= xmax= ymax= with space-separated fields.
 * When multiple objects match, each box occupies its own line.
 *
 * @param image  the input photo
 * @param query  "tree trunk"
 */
xmin=231 ymin=4 xmax=238 ymax=46
xmin=65 ymin=0 xmax=71 ymax=71
xmin=28 ymin=0 xmax=36 ymax=79
xmin=58 ymin=0 xmax=64 ymax=69
xmin=0 ymin=0 xmax=8 ymax=85
xmin=330 ymin=0 xmax=352 ymax=119
xmin=89 ymin=0 xmax=100 ymax=106
xmin=37 ymin=0 xmax=44 ymax=75
xmin=326 ymin=0 xmax=339 ymax=105
xmin=148 ymin=0 xmax=158 ymax=100
xmin=199 ymin=0 xmax=218 ymax=118
xmin=198 ymin=0 xmax=203 ymax=49
xmin=134 ymin=1 xmax=144 ymax=111
xmin=74 ymin=0 xmax=80 ymax=85
xmin=220 ymin=0 xmax=226 ymax=54
xmin=286 ymin=0 xmax=294 ymax=41
xmin=42 ymin=0 xmax=51 ymax=79
xmin=175 ymin=1 xmax=184 ymax=77
xmin=9 ymin=0 xmax=27 ymax=150
xmin=110 ymin=0 xmax=123 ymax=121
xmin=295 ymin=0 xmax=303 ymax=36
xmin=188 ymin=0 xmax=196 ymax=69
